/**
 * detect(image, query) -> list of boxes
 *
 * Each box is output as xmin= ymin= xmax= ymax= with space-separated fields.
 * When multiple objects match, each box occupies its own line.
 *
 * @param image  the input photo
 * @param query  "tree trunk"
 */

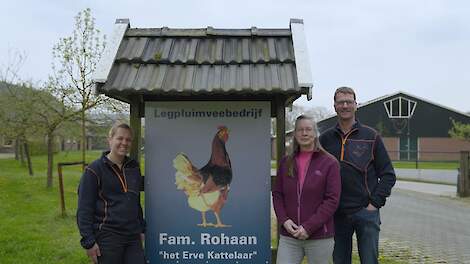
xmin=24 ymin=141 xmax=33 ymax=176
xmin=19 ymin=139 xmax=25 ymax=165
xmin=46 ymin=133 xmax=54 ymax=188
xmin=81 ymin=110 xmax=86 ymax=171
xmin=15 ymin=137 xmax=19 ymax=160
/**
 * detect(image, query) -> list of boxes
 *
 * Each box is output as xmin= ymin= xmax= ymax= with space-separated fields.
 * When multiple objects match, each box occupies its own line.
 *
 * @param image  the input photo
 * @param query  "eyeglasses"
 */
xmin=295 ymin=127 xmax=313 ymax=133
xmin=335 ymin=100 xmax=356 ymax=106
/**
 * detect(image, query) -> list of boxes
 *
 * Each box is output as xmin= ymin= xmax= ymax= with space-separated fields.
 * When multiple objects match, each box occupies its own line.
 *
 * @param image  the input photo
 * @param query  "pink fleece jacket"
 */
xmin=272 ymin=151 xmax=341 ymax=239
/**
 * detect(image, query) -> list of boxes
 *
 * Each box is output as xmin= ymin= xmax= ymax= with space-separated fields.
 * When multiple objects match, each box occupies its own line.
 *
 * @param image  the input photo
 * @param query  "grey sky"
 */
xmin=2 ymin=0 xmax=469 ymax=113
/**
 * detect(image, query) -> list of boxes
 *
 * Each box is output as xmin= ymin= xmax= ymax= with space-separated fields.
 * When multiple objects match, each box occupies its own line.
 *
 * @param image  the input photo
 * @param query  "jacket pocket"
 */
xmin=343 ymin=139 xmax=374 ymax=171
xmin=124 ymin=167 xmax=141 ymax=195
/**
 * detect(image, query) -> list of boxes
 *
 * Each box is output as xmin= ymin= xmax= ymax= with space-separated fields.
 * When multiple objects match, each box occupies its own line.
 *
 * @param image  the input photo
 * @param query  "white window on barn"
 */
xmin=383 ymin=97 xmax=417 ymax=118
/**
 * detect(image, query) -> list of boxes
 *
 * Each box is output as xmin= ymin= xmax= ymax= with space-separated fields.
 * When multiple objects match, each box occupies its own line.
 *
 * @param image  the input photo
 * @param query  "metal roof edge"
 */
xmin=354 ymin=90 xmax=470 ymax=118
xmin=125 ymin=27 xmax=292 ymax=37
xmin=392 ymin=91 xmax=470 ymax=118
xmin=357 ymin=91 xmax=401 ymax=108
xmin=290 ymin=18 xmax=313 ymax=101
xmin=93 ymin=18 xmax=130 ymax=93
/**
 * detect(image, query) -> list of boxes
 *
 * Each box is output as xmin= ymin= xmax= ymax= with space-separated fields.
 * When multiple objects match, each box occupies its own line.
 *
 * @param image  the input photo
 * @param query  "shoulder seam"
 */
xmin=361 ymin=124 xmax=378 ymax=134
xmin=85 ymin=167 xmax=101 ymax=187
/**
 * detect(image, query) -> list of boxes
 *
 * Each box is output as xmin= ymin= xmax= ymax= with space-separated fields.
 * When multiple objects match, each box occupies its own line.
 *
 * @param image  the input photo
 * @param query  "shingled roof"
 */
xmin=94 ymin=19 xmax=313 ymax=103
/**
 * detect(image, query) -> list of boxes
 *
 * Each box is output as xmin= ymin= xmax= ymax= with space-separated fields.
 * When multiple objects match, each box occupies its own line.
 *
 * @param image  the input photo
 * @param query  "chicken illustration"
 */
xmin=173 ymin=126 xmax=232 ymax=227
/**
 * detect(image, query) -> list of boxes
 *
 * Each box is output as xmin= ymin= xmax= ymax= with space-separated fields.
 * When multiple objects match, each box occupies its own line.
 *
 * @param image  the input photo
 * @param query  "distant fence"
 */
xmin=388 ymin=151 xmax=460 ymax=168
xmin=395 ymin=169 xmax=457 ymax=185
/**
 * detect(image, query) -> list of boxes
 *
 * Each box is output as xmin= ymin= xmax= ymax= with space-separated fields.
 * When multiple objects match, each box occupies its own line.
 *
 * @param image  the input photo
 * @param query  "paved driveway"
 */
xmin=0 ymin=153 xmax=14 ymax=159
xmin=380 ymin=189 xmax=470 ymax=263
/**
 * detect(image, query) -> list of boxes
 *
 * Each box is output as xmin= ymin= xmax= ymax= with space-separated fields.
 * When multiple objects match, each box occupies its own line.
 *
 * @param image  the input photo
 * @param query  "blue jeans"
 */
xmin=333 ymin=208 xmax=380 ymax=264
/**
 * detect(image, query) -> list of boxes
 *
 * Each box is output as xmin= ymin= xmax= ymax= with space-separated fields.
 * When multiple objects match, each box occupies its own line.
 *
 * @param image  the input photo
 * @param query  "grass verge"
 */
xmin=0 ymin=151 xmax=101 ymax=264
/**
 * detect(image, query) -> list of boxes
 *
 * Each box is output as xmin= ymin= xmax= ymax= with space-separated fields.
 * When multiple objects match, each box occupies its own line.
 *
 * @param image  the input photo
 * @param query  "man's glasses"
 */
xmin=335 ymin=100 xmax=356 ymax=106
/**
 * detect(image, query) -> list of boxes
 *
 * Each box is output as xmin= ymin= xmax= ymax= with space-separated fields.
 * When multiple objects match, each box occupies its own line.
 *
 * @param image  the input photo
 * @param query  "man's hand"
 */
xmin=293 ymin=225 xmax=309 ymax=240
xmin=366 ymin=203 xmax=377 ymax=211
xmin=140 ymin=233 xmax=145 ymax=242
xmin=283 ymin=219 xmax=299 ymax=236
xmin=86 ymin=243 xmax=101 ymax=264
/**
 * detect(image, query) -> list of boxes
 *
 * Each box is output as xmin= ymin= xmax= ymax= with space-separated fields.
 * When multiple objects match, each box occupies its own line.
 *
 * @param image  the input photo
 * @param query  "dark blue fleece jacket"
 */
xmin=319 ymin=121 xmax=396 ymax=215
xmin=77 ymin=151 xmax=145 ymax=249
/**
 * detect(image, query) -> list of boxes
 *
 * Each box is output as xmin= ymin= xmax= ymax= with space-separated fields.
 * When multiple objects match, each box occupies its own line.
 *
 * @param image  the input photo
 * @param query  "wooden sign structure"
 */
xmin=93 ymin=18 xmax=313 ymax=263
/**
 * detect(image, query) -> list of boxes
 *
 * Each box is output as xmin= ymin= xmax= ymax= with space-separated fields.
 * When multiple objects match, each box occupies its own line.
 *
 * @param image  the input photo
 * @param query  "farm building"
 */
xmin=318 ymin=91 xmax=470 ymax=161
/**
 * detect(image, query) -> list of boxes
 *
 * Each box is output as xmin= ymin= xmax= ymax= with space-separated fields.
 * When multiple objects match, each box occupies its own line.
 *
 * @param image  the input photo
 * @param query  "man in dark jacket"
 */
xmin=319 ymin=87 xmax=396 ymax=264
xmin=77 ymin=123 xmax=145 ymax=264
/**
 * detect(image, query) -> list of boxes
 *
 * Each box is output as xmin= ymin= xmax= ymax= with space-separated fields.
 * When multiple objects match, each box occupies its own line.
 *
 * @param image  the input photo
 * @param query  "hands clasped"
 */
xmin=283 ymin=219 xmax=309 ymax=240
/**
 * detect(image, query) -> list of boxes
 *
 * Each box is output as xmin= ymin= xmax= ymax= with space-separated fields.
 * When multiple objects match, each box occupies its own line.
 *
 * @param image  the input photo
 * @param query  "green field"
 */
xmin=392 ymin=161 xmax=459 ymax=170
xmin=0 ymin=151 xmax=404 ymax=263
xmin=273 ymin=160 xmax=459 ymax=170
xmin=0 ymin=151 xmax=101 ymax=263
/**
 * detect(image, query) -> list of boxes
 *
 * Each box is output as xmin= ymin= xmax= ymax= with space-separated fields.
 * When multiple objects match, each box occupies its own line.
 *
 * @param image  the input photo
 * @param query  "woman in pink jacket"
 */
xmin=273 ymin=115 xmax=341 ymax=264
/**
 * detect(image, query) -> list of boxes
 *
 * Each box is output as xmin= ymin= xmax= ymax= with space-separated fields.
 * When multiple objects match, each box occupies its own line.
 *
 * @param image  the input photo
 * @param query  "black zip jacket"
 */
xmin=77 ymin=151 xmax=145 ymax=249
xmin=319 ymin=121 xmax=396 ymax=215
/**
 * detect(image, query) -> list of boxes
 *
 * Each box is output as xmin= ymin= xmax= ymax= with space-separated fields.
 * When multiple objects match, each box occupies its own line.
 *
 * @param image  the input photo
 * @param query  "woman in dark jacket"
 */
xmin=77 ymin=122 xmax=145 ymax=264
xmin=273 ymin=115 xmax=341 ymax=264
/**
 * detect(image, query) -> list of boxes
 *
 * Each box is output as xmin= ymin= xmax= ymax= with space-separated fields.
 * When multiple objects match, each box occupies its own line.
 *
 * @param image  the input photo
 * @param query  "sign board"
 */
xmin=145 ymin=101 xmax=271 ymax=264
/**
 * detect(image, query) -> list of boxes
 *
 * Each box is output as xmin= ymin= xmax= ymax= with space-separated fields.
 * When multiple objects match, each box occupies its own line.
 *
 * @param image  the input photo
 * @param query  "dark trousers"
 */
xmin=96 ymin=230 xmax=145 ymax=264
xmin=333 ymin=208 xmax=380 ymax=264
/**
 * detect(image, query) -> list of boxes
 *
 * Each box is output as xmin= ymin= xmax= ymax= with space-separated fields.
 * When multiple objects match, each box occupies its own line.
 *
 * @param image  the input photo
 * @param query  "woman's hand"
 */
xmin=293 ymin=225 xmax=309 ymax=240
xmin=283 ymin=219 xmax=299 ymax=236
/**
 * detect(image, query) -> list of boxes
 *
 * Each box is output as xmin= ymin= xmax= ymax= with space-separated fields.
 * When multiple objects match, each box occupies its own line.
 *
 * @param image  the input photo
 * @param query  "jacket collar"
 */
xmin=101 ymin=150 xmax=132 ymax=167
xmin=335 ymin=119 xmax=361 ymax=135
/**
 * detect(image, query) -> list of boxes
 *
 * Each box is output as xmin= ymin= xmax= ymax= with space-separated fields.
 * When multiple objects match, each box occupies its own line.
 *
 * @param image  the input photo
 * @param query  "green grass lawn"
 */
xmin=392 ymin=161 xmax=459 ymax=170
xmin=1 ymin=151 xmax=404 ymax=263
xmin=0 ymin=150 xmax=101 ymax=264
xmin=273 ymin=160 xmax=459 ymax=170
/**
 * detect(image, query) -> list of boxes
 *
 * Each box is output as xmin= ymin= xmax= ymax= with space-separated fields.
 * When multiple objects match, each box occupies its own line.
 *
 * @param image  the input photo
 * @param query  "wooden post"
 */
xmin=458 ymin=151 xmax=470 ymax=197
xmin=130 ymin=97 xmax=144 ymax=192
xmin=275 ymin=97 xmax=286 ymax=168
xmin=57 ymin=161 xmax=87 ymax=217
xmin=130 ymin=97 xmax=142 ymax=162
xmin=57 ymin=164 xmax=66 ymax=217
xmin=273 ymin=96 xmax=286 ymax=263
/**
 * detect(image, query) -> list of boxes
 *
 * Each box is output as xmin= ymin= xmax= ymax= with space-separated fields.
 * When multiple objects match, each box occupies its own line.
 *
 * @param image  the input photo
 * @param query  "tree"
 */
xmin=49 ymin=8 xmax=123 ymax=167
xmin=0 ymin=52 xmax=38 ymax=175
xmin=35 ymin=80 xmax=77 ymax=187
xmin=449 ymin=119 xmax=470 ymax=141
xmin=303 ymin=106 xmax=332 ymax=122
xmin=285 ymin=105 xmax=333 ymax=131
xmin=0 ymin=82 xmax=43 ymax=176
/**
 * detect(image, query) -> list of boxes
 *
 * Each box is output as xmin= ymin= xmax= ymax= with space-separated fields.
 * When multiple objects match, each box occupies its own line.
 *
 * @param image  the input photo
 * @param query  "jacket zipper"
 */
xmin=297 ymin=181 xmax=301 ymax=226
xmin=110 ymin=161 xmax=129 ymax=193
xmin=339 ymin=128 xmax=372 ymax=197
xmin=296 ymin=153 xmax=313 ymax=226
xmin=364 ymin=168 xmax=371 ymax=196
xmin=340 ymin=128 xmax=358 ymax=161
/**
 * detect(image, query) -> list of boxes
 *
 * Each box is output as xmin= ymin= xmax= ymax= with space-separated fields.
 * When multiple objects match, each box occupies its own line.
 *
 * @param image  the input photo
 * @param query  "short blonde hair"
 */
xmin=108 ymin=122 xmax=133 ymax=138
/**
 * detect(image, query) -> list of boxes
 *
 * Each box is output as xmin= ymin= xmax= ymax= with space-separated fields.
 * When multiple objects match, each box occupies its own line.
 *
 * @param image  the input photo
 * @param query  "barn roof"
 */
xmin=319 ymin=90 xmax=470 ymax=123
